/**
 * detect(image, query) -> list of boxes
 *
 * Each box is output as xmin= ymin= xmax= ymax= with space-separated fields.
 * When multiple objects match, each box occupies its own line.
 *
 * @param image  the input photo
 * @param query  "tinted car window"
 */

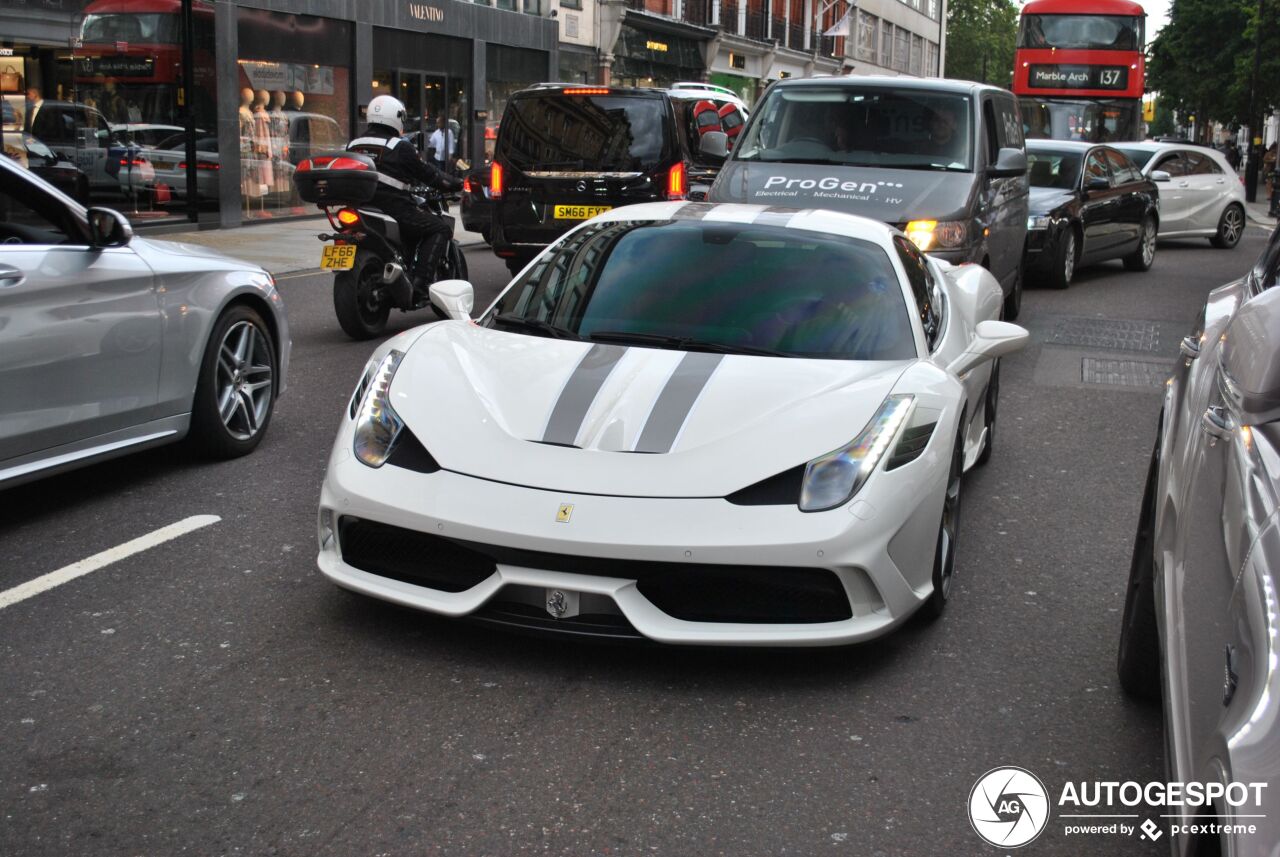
xmin=1084 ymin=150 xmax=1111 ymax=185
xmin=499 ymin=94 xmax=669 ymax=172
xmin=490 ymin=220 xmax=916 ymax=361
xmin=1104 ymin=149 xmax=1142 ymax=184
xmin=0 ymin=173 xmax=77 ymax=243
xmin=1114 ymin=147 xmax=1155 ymax=170
xmin=995 ymin=95 xmax=1024 ymax=149
xmin=1184 ymin=152 xmax=1220 ymax=175
xmin=1027 ymin=148 xmax=1082 ymax=189
xmin=893 ymin=235 xmax=939 ymax=348
xmin=1152 ymin=153 xmax=1187 ymax=176
xmin=734 ymin=86 xmax=973 ymax=171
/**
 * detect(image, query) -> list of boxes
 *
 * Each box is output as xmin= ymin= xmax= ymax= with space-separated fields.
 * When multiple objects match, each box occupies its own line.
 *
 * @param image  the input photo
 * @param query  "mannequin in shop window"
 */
xmin=239 ymin=86 xmax=263 ymax=214
xmin=269 ymin=90 xmax=290 ymax=197
xmin=251 ymin=89 xmax=274 ymax=211
xmin=287 ymin=91 xmax=304 ymax=112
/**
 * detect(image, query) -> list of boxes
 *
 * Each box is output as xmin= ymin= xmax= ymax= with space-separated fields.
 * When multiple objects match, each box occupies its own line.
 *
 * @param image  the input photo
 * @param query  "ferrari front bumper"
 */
xmin=317 ymin=445 xmax=948 ymax=647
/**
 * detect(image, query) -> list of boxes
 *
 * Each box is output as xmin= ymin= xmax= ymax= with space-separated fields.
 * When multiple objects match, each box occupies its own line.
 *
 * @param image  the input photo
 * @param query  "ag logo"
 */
xmin=968 ymin=766 xmax=1050 ymax=848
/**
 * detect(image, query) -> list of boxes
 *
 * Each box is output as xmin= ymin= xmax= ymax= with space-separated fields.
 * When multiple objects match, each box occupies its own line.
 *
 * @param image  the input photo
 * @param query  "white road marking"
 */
xmin=0 ymin=515 xmax=220 ymax=610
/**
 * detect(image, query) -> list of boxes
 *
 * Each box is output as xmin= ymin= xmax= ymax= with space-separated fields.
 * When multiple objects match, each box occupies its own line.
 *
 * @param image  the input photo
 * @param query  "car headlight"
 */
xmin=1027 ymin=215 xmax=1052 ymax=230
xmin=799 ymin=395 xmax=914 ymax=512
xmin=352 ymin=350 xmax=405 ymax=467
xmin=906 ymin=220 xmax=967 ymax=252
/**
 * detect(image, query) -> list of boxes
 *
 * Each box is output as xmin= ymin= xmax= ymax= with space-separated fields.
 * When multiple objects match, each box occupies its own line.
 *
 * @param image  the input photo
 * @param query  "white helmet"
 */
xmin=367 ymin=95 xmax=407 ymax=135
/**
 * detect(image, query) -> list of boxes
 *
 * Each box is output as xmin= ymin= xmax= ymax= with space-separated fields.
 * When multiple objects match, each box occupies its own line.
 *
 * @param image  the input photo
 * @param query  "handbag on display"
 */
xmin=0 ymin=65 xmax=22 ymax=94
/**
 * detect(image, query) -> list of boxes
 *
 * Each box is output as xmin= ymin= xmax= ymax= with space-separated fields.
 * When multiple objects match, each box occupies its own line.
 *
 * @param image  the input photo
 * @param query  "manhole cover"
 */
xmin=1049 ymin=318 xmax=1162 ymax=352
xmin=1081 ymin=358 xmax=1171 ymax=387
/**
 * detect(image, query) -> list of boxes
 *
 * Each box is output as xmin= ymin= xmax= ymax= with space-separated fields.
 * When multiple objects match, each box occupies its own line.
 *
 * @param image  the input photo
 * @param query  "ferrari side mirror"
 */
xmin=429 ymin=279 xmax=474 ymax=321
xmin=947 ymin=320 xmax=1029 ymax=377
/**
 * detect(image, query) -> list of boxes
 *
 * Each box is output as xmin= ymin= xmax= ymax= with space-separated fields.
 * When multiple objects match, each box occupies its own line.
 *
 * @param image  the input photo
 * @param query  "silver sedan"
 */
xmin=1118 ymin=224 xmax=1280 ymax=853
xmin=0 ymin=157 xmax=290 ymax=488
xmin=1113 ymin=142 xmax=1248 ymax=249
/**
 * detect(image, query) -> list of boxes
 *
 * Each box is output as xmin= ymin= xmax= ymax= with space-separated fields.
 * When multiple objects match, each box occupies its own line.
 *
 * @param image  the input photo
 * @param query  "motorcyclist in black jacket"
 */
xmin=346 ymin=95 xmax=463 ymax=298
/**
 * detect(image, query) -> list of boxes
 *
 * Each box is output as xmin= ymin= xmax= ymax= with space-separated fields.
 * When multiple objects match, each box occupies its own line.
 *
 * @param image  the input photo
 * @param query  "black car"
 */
xmin=1023 ymin=140 xmax=1160 ymax=290
xmin=2 ymin=130 xmax=90 ymax=203
xmin=460 ymin=163 xmax=492 ymax=244
xmin=490 ymin=84 xmax=691 ymax=276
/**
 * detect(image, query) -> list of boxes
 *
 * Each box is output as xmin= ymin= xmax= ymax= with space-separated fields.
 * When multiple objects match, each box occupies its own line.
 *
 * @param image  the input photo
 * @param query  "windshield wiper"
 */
xmin=892 ymin=162 xmax=968 ymax=172
xmin=750 ymin=156 xmax=846 ymax=165
xmin=587 ymin=330 xmax=789 ymax=357
xmin=490 ymin=313 xmax=582 ymax=340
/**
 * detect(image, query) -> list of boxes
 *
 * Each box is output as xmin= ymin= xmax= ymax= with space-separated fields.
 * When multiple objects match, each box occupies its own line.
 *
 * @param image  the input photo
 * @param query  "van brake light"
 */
xmin=666 ymin=161 xmax=687 ymax=200
xmin=490 ymin=161 xmax=504 ymax=199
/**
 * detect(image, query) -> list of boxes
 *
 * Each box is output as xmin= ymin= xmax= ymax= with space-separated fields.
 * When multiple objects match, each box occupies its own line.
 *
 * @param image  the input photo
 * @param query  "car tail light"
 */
xmin=336 ymin=208 xmax=361 ymax=226
xmin=490 ymin=161 xmax=504 ymax=199
xmin=462 ymin=176 xmax=473 ymax=193
xmin=666 ymin=162 xmax=687 ymax=200
xmin=119 ymin=157 xmax=146 ymax=167
xmin=178 ymin=161 xmax=219 ymax=170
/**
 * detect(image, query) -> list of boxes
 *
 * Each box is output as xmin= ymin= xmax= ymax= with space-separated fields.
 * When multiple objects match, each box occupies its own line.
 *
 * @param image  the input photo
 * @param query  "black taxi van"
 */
xmin=489 ymin=84 xmax=691 ymax=276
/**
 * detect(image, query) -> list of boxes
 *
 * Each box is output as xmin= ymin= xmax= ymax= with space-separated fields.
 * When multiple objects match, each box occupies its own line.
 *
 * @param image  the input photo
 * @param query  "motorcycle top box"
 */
xmin=294 ymin=152 xmax=380 ymax=205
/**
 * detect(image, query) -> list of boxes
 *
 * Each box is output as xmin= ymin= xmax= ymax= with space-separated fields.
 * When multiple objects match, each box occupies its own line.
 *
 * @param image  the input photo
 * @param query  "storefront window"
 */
xmin=237 ymin=9 xmax=352 ymax=220
xmin=370 ymin=29 xmax=472 ymax=171
xmin=610 ymin=26 xmax=705 ymax=88
xmin=1 ymin=0 xmax=217 ymax=224
xmin=558 ymin=49 xmax=595 ymax=87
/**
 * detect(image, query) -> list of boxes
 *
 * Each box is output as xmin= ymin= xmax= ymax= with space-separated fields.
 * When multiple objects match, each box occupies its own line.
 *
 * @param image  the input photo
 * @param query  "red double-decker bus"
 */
xmin=72 ymin=0 xmax=215 ymax=128
xmin=1013 ymin=0 xmax=1146 ymax=143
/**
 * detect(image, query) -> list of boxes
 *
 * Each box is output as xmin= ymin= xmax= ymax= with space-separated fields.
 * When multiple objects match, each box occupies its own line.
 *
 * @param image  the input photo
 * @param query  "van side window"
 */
xmin=981 ymin=99 xmax=999 ymax=166
xmin=995 ymin=96 xmax=1023 ymax=149
xmin=893 ymin=235 xmax=940 ymax=349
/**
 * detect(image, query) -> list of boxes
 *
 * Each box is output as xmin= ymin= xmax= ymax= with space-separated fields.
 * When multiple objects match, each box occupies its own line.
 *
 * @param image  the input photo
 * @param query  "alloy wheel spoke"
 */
xmin=218 ymin=388 xmax=238 ymax=424
xmin=240 ymin=391 xmax=259 ymax=433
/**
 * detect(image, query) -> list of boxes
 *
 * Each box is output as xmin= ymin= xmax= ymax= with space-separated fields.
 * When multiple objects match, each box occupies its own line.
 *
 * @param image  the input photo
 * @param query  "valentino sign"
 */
xmin=408 ymin=2 xmax=445 ymax=22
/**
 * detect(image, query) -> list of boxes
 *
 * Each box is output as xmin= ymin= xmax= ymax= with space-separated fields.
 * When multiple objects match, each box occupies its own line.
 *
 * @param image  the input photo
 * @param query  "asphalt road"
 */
xmin=1 ymin=222 xmax=1274 ymax=856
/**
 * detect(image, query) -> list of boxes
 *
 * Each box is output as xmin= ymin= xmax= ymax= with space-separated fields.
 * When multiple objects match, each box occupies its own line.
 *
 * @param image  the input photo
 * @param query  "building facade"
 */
xmin=0 ymin=0 xmax=558 ymax=228
xmin=847 ymin=0 xmax=945 ymax=79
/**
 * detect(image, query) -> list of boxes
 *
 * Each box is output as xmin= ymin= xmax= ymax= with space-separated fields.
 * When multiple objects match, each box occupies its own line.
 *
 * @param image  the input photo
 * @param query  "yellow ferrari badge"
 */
xmin=556 ymin=503 xmax=574 ymax=523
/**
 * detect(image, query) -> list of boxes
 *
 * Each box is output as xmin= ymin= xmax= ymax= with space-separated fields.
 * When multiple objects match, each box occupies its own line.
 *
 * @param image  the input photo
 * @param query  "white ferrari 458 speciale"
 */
xmin=317 ymin=202 xmax=1028 ymax=646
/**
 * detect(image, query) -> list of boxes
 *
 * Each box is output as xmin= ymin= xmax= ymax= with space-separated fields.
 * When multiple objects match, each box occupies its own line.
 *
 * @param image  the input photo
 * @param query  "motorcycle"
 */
xmin=294 ymin=152 xmax=467 ymax=340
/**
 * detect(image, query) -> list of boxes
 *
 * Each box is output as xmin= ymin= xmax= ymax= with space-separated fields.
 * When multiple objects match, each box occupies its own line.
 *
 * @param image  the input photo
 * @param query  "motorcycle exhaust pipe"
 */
xmin=382 ymin=262 xmax=404 ymax=283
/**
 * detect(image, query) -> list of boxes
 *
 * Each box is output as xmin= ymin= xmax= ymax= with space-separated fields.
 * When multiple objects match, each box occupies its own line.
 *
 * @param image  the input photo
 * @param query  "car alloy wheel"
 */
xmin=216 ymin=319 xmax=274 ymax=441
xmin=1064 ymin=231 xmax=1076 ymax=283
xmin=1124 ymin=217 xmax=1157 ymax=271
xmin=1212 ymin=204 xmax=1244 ymax=249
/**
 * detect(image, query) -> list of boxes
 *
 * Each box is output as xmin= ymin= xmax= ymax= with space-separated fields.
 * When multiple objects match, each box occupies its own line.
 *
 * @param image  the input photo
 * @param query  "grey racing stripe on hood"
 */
xmin=542 ymin=343 xmax=628 ymax=446
xmin=634 ymin=352 xmax=725 ymax=453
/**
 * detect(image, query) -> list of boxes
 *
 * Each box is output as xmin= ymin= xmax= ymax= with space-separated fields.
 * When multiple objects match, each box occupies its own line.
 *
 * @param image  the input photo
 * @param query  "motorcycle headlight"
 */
xmin=352 ymin=350 xmax=406 ymax=467
xmin=905 ymin=220 xmax=967 ymax=252
xmin=799 ymin=396 xmax=914 ymax=512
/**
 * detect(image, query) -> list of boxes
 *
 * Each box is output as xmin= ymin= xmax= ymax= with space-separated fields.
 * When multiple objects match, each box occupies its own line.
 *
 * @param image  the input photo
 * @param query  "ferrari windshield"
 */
xmin=733 ymin=86 xmax=973 ymax=172
xmin=486 ymin=219 xmax=916 ymax=361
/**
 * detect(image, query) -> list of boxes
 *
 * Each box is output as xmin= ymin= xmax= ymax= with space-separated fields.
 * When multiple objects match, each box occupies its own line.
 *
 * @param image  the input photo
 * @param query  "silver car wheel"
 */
xmin=1222 ymin=206 xmax=1243 ymax=245
xmin=1141 ymin=221 xmax=1156 ymax=266
xmin=216 ymin=320 xmax=273 ymax=441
